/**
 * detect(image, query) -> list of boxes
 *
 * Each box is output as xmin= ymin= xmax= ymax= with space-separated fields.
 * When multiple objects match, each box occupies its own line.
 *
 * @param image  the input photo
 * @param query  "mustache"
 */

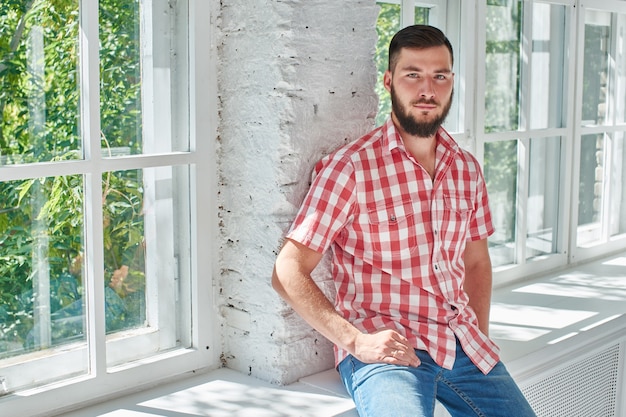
xmin=411 ymin=98 xmax=439 ymax=106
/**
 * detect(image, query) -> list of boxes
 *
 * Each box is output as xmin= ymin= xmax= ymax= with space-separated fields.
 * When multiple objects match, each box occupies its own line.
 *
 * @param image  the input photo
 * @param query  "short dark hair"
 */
xmin=388 ymin=25 xmax=454 ymax=71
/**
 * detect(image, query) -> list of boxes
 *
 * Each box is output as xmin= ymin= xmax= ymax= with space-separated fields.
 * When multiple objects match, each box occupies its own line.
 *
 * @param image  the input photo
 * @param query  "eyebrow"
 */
xmin=400 ymin=65 xmax=453 ymax=74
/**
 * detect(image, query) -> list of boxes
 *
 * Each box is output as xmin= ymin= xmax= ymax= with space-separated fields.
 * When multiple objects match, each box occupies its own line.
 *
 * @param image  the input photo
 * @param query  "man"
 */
xmin=272 ymin=25 xmax=536 ymax=417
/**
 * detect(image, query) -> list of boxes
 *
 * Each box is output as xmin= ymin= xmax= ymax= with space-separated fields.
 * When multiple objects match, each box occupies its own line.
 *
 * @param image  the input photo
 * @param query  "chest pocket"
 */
xmin=443 ymin=193 xmax=472 ymax=211
xmin=367 ymin=199 xmax=422 ymax=258
xmin=442 ymin=193 xmax=473 ymax=231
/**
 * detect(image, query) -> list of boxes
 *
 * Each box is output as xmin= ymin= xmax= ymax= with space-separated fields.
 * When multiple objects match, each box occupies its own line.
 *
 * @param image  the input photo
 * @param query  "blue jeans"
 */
xmin=338 ymin=340 xmax=536 ymax=417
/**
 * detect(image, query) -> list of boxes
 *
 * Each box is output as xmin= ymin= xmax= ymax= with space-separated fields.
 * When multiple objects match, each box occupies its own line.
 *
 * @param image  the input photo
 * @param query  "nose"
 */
xmin=417 ymin=78 xmax=435 ymax=98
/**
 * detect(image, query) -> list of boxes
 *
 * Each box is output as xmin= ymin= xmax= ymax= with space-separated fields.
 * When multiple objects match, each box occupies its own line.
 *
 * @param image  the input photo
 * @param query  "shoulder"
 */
xmin=437 ymin=128 xmax=484 ymax=175
xmin=456 ymin=148 xmax=483 ymax=173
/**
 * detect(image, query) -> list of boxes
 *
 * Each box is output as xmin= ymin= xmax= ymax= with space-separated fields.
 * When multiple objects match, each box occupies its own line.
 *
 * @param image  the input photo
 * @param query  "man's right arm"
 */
xmin=272 ymin=238 xmax=419 ymax=367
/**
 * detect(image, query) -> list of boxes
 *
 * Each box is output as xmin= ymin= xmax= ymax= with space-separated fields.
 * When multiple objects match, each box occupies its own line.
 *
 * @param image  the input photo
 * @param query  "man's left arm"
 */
xmin=463 ymin=238 xmax=493 ymax=336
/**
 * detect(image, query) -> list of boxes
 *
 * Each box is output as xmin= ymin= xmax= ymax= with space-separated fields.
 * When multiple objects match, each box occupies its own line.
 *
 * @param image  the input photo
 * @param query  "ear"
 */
xmin=383 ymin=70 xmax=392 ymax=93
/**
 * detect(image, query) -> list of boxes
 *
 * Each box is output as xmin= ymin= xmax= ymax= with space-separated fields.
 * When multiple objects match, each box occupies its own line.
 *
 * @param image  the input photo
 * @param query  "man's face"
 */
xmin=384 ymin=45 xmax=454 ymax=138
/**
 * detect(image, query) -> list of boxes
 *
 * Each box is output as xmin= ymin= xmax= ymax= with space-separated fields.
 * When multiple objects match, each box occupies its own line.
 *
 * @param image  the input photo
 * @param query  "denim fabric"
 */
xmin=338 ymin=340 xmax=536 ymax=417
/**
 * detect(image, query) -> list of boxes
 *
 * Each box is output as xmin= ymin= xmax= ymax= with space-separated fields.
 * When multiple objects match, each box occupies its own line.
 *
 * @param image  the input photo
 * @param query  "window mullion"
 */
xmin=604 ymin=14 xmax=623 ymax=243
xmin=520 ymin=0 xmax=533 ymax=132
xmin=569 ymin=1 xmax=591 ymax=261
xmin=556 ymin=2 xmax=577 ymax=261
xmin=474 ymin=0 xmax=487 ymax=161
xmin=601 ymin=133 xmax=613 ymax=241
xmin=401 ymin=0 xmax=416 ymax=27
xmin=79 ymin=0 xmax=106 ymax=376
xmin=517 ymin=138 xmax=531 ymax=263
xmin=515 ymin=1 xmax=533 ymax=265
xmin=458 ymin=0 xmax=476 ymax=145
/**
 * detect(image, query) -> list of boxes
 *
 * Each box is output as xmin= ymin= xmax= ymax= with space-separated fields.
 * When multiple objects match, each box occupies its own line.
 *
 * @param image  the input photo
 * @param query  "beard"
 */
xmin=391 ymin=87 xmax=453 ymax=138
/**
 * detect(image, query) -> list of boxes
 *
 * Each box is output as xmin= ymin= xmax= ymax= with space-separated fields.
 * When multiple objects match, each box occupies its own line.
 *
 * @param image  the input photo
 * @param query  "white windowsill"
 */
xmin=61 ymin=253 xmax=626 ymax=417
xmin=62 ymin=367 xmax=357 ymax=417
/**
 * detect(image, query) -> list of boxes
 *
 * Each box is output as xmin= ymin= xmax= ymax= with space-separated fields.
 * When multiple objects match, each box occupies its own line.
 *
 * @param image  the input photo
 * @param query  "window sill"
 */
xmin=63 ymin=253 xmax=626 ymax=417
xmin=490 ymin=253 xmax=626 ymax=375
xmin=63 ymin=367 xmax=357 ymax=417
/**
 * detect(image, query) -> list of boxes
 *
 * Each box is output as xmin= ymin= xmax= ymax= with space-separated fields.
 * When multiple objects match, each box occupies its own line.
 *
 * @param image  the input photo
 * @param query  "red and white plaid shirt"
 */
xmin=287 ymin=118 xmax=500 ymax=374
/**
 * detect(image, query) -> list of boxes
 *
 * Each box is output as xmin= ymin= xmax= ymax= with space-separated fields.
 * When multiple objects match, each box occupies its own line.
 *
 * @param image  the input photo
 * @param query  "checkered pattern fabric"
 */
xmin=287 ymin=118 xmax=500 ymax=374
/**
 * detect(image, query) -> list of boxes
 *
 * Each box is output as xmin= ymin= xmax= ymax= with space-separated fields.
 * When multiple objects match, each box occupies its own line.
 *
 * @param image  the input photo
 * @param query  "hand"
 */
xmin=353 ymin=329 xmax=420 ymax=367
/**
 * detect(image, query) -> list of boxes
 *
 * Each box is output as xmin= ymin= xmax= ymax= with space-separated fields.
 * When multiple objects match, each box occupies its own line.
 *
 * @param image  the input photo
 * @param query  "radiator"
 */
xmin=520 ymin=342 xmax=624 ymax=417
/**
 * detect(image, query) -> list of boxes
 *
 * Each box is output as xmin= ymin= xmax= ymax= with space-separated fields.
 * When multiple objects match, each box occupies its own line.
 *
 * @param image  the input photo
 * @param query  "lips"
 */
xmin=411 ymin=99 xmax=438 ymax=111
xmin=413 ymin=99 xmax=438 ymax=106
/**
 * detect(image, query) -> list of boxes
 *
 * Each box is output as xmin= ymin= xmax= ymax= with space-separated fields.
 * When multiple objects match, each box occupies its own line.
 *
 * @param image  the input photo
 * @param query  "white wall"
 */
xmin=217 ymin=0 xmax=380 ymax=384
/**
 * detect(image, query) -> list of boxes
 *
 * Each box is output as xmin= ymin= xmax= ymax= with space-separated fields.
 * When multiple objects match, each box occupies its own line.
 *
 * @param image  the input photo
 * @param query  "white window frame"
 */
xmin=375 ymin=0 xmax=473 ymax=145
xmin=475 ymin=0 xmax=576 ymax=285
xmin=570 ymin=0 xmax=626 ymax=262
xmin=375 ymin=0 xmax=626 ymax=287
xmin=0 ymin=1 xmax=218 ymax=415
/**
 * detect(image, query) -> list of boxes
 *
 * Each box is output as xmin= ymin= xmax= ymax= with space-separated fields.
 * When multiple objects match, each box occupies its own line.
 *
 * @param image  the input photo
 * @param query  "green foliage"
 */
xmin=0 ymin=0 xmax=145 ymax=356
xmin=483 ymin=140 xmax=518 ymax=244
xmin=0 ymin=0 xmax=80 ymax=163
xmin=99 ymin=0 xmax=142 ymax=154
xmin=374 ymin=3 xmax=401 ymax=126
xmin=484 ymin=0 xmax=522 ymax=133
xmin=374 ymin=4 xmax=430 ymax=126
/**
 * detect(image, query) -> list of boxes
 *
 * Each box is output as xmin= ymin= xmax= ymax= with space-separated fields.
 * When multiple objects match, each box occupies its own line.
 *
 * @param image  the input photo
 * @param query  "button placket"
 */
xmin=431 ymin=195 xmax=443 ymax=275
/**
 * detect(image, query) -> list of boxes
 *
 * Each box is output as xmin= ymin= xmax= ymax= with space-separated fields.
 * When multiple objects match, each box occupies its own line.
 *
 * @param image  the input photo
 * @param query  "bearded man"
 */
xmin=272 ymin=25 xmax=536 ymax=417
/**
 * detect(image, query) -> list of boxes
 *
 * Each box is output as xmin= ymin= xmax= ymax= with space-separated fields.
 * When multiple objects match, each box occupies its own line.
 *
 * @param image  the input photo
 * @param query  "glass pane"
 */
xmin=100 ymin=1 xmax=142 ymax=156
xmin=485 ymin=0 xmax=522 ymax=132
xmin=609 ymin=131 xmax=626 ymax=237
xmin=104 ymin=166 xmax=191 ymax=367
xmin=582 ymin=11 xmax=611 ymax=126
xmin=577 ymin=131 xmax=626 ymax=246
xmin=99 ymin=1 xmax=188 ymax=156
xmin=0 ymin=1 xmax=81 ymax=164
xmin=414 ymin=6 xmax=429 ymax=25
xmin=526 ymin=137 xmax=561 ymax=259
xmin=103 ymin=169 xmax=145 ymax=334
xmin=374 ymin=3 xmax=431 ymax=126
xmin=484 ymin=140 xmax=518 ymax=266
xmin=617 ymin=14 xmax=626 ymax=124
xmin=375 ymin=2 xmax=402 ymax=126
xmin=0 ymin=175 xmax=86 ymax=376
xmin=577 ymin=133 xmax=604 ymax=246
xmin=529 ymin=3 xmax=567 ymax=129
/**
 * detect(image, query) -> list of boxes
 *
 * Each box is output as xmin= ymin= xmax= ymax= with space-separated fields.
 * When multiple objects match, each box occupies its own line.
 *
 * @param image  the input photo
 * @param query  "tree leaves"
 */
xmin=1 ymin=0 xmax=146 ymax=354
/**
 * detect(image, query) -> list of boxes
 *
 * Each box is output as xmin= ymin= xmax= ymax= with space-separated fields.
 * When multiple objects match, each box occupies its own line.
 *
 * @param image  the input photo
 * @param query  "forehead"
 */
xmin=394 ymin=45 xmax=453 ymax=71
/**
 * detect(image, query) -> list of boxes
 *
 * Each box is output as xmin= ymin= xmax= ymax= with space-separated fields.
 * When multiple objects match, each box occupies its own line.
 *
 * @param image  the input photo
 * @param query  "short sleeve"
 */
xmin=467 ymin=159 xmax=495 ymax=241
xmin=286 ymin=155 xmax=356 ymax=253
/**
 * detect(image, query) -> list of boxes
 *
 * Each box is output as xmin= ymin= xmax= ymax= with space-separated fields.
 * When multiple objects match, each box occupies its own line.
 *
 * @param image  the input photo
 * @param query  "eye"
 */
xmin=407 ymin=73 xmax=419 ymax=79
xmin=435 ymin=74 xmax=447 ymax=80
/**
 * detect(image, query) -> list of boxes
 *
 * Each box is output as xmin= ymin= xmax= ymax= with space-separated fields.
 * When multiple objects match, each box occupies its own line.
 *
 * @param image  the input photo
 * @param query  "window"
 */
xmin=375 ymin=1 xmax=461 ymax=131
xmin=477 ymin=0 xmax=571 ymax=281
xmin=374 ymin=0 xmax=626 ymax=285
xmin=0 ymin=0 xmax=215 ymax=413
xmin=574 ymin=6 xmax=626 ymax=258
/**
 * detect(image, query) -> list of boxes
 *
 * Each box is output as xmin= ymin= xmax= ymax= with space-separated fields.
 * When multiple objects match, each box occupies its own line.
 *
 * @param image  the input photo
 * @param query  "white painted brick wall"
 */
xmin=217 ymin=0 xmax=380 ymax=384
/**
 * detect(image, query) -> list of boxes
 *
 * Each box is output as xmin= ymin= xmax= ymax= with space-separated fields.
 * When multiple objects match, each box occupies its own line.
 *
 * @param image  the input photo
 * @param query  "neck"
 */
xmin=399 ymin=128 xmax=438 ymax=180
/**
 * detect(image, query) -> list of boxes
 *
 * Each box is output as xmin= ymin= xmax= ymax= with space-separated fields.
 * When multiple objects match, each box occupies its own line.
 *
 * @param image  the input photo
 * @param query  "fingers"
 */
xmin=383 ymin=344 xmax=420 ymax=367
xmin=380 ymin=333 xmax=420 ymax=367
xmin=353 ymin=329 xmax=421 ymax=367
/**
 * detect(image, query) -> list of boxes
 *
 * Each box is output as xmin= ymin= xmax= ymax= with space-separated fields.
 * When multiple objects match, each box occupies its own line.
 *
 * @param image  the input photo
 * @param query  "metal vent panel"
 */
xmin=521 ymin=343 xmax=621 ymax=417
